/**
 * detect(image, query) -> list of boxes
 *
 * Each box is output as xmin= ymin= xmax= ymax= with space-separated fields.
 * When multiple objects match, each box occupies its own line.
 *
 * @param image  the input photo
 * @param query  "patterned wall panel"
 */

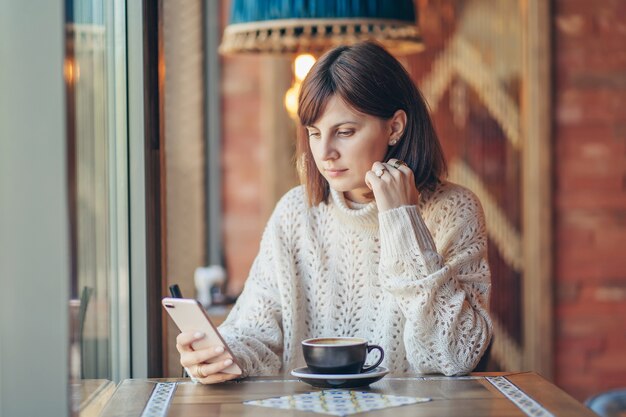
xmin=409 ymin=0 xmax=526 ymax=371
xmin=163 ymin=0 xmax=206 ymax=377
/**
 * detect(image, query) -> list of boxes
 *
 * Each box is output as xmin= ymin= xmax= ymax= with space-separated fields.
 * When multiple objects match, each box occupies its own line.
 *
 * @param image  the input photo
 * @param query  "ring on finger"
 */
xmin=375 ymin=168 xmax=386 ymax=177
xmin=391 ymin=159 xmax=408 ymax=169
xmin=196 ymin=364 xmax=206 ymax=378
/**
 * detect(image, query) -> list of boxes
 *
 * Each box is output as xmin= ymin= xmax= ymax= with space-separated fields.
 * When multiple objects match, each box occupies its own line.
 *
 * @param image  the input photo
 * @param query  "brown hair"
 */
xmin=296 ymin=41 xmax=447 ymax=206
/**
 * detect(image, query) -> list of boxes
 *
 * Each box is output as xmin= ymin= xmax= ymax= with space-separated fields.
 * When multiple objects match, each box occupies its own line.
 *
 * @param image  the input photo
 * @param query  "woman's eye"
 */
xmin=308 ymin=132 xmax=320 ymax=139
xmin=337 ymin=130 xmax=354 ymax=137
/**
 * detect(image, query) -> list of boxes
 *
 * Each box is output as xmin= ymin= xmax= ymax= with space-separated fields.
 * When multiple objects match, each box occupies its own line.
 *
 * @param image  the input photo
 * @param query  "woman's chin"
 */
xmin=326 ymin=179 xmax=357 ymax=193
xmin=322 ymin=172 xmax=367 ymax=190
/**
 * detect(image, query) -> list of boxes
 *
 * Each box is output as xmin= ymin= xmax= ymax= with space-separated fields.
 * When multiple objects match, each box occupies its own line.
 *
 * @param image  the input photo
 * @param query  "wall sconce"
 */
xmin=219 ymin=0 xmax=424 ymax=117
xmin=284 ymin=53 xmax=316 ymax=120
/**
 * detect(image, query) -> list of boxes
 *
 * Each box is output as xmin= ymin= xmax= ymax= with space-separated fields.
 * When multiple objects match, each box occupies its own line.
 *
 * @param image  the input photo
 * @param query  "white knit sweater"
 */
xmin=219 ymin=181 xmax=492 ymax=377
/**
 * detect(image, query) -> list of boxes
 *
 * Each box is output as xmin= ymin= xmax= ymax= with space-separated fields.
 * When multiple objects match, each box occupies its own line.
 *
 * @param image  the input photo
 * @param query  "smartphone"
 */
xmin=162 ymin=297 xmax=243 ymax=375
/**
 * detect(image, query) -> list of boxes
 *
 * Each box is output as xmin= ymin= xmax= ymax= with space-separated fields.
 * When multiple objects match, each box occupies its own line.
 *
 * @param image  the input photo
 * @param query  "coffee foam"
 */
xmin=302 ymin=337 xmax=367 ymax=346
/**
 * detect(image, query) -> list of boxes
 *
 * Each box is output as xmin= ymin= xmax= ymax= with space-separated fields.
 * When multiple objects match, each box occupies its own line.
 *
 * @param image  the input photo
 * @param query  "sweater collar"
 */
xmin=329 ymin=188 xmax=379 ymax=229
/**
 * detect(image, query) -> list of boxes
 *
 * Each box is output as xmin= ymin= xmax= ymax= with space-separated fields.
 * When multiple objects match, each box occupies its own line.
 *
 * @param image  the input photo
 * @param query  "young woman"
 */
xmin=177 ymin=41 xmax=492 ymax=384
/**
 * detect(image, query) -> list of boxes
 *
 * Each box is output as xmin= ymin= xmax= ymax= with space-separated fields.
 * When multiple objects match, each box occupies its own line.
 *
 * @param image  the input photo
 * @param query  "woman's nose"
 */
xmin=321 ymin=138 xmax=339 ymax=161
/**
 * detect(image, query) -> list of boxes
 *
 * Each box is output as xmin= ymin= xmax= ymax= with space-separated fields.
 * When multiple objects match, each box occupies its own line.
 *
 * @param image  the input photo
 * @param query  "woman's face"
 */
xmin=306 ymin=95 xmax=392 ymax=203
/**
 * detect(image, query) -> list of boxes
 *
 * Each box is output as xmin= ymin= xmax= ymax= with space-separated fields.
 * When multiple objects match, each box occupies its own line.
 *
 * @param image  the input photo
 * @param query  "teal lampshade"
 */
xmin=219 ymin=0 xmax=424 ymax=55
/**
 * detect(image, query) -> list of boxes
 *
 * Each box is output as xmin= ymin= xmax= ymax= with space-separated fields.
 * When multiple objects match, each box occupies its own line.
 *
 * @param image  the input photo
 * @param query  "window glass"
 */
xmin=66 ymin=0 xmax=130 ymax=411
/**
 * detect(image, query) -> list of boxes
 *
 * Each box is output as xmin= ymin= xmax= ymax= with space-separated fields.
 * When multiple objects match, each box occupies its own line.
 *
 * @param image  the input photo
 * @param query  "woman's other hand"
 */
xmin=365 ymin=158 xmax=420 ymax=212
xmin=176 ymin=331 xmax=240 ymax=384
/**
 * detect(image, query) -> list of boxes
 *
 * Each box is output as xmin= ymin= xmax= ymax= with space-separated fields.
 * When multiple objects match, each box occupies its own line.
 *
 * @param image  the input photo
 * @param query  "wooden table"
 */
xmin=99 ymin=372 xmax=596 ymax=417
xmin=74 ymin=379 xmax=116 ymax=417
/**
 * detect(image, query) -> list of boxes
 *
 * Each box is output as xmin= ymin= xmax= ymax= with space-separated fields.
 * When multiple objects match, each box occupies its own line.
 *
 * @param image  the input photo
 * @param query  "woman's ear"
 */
xmin=388 ymin=109 xmax=407 ymax=146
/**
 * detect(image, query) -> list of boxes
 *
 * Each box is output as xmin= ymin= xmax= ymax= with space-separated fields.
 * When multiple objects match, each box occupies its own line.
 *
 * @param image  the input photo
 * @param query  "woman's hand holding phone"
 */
xmin=176 ymin=331 xmax=240 ymax=384
xmin=163 ymin=297 xmax=243 ymax=383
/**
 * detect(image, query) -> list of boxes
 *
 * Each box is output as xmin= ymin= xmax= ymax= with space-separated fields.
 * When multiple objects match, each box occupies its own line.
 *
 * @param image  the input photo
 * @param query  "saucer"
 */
xmin=291 ymin=366 xmax=389 ymax=388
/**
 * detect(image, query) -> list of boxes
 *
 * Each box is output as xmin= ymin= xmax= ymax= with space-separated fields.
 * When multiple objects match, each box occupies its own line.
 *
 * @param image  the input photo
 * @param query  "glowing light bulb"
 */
xmin=284 ymin=84 xmax=300 ymax=120
xmin=64 ymin=57 xmax=80 ymax=84
xmin=284 ymin=54 xmax=317 ymax=120
xmin=294 ymin=54 xmax=316 ymax=81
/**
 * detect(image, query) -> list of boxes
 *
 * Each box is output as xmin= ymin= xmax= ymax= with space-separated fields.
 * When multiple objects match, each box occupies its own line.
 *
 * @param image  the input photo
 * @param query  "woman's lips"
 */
xmin=325 ymin=168 xmax=348 ymax=178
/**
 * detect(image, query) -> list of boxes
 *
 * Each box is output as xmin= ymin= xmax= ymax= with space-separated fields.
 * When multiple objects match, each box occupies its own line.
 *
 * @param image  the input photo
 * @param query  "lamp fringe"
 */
xmin=219 ymin=18 xmax=424 ymax=55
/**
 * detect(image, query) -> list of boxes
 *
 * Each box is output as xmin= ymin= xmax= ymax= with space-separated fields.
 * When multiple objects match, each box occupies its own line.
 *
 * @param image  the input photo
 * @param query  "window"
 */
xmin=66 ymin=0 xmax=131 ymax=410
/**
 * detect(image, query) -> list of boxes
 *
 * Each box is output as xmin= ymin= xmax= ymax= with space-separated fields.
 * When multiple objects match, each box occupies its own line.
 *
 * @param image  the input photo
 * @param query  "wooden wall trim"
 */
xmin=522 ymin=0 xmax=553 ymax=380
xmin=143 ymin=0 xmax=166 ymax=378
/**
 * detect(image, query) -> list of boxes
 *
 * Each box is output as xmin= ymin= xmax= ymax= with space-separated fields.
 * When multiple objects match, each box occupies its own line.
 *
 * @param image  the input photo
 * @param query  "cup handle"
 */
xmin=361 ymin=344 xmax=384 ymax=373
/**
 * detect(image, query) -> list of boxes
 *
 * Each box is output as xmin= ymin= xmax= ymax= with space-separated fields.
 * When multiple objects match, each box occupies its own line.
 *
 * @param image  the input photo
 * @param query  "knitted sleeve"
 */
xmin=217 ymin=208 xmax=287 ymax=377
xmin=377 ymin=186 xmax=493 ymax=376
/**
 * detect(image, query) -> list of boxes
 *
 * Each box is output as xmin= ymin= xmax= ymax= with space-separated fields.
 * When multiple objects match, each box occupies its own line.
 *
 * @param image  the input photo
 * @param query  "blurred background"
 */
xmin=1 ymin=0 xmax=625 ymax=415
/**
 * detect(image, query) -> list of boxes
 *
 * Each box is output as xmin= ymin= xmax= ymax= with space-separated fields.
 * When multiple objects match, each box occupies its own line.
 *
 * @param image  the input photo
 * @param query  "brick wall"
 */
xmin=554 ymin=0 xmax=626 ymax=401
xmin=221 ymin=54 xmax=268 ymax=295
